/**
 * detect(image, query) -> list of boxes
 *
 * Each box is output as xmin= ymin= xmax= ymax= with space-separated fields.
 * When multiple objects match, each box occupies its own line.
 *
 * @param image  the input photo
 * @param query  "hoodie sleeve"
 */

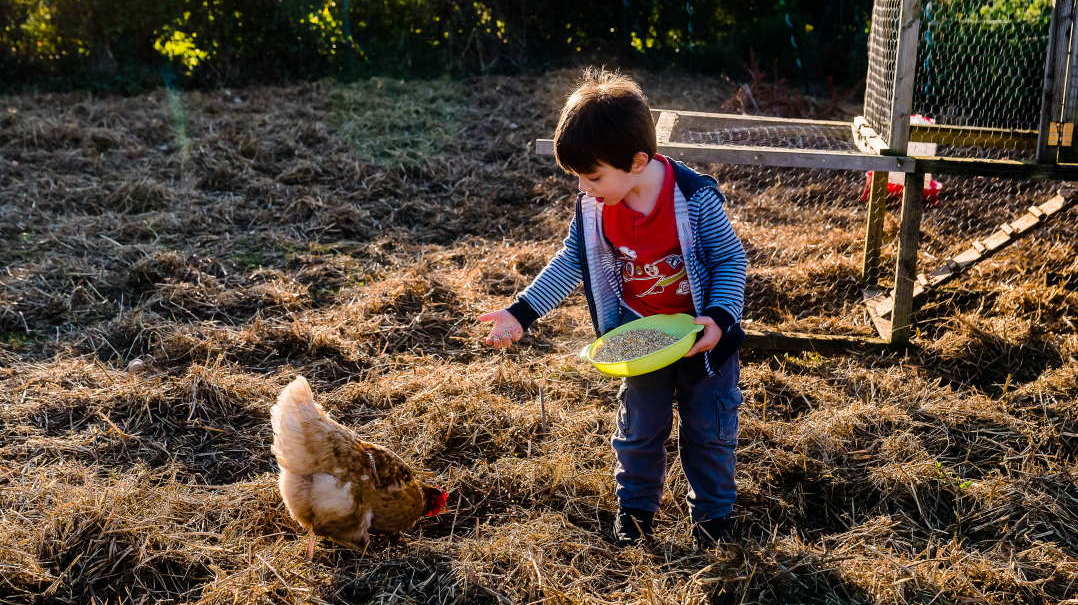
xmin=506 ymin=214 xmax=584 ymax=331
xmin=695 ymin=188 xmax=747 ymax=328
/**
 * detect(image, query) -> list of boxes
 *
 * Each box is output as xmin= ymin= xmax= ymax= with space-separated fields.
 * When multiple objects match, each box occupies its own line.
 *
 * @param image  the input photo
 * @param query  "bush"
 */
xmin=0 ymin=0 xmax=871 ymax=93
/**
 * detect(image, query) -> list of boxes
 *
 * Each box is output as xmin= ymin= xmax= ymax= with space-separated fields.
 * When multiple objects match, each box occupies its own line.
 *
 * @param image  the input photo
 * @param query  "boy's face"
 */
xmin=574 ymin=152 xmax=649 ymax=206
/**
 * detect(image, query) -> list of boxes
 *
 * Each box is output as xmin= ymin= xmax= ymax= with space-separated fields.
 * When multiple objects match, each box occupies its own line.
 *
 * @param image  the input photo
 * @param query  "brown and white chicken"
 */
xmin=270 ymin=376 xmax=447 ymax=552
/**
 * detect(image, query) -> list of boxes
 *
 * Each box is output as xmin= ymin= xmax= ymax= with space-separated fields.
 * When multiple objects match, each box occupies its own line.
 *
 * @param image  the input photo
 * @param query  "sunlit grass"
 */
xmin=328 ymin=77 xmax=468 ymax=167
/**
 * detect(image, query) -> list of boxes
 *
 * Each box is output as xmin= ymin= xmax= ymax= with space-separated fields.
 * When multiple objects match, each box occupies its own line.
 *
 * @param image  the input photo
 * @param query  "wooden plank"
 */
xmin=852 ymin=116 xmax=889 ymax=155
xmin=650 ymin=108 xmax=850 ymax=129
xmin=863 ymin=288 xmax=893 ymax=341
xmin=1037 ymin=0 xmax=1072 ymax=163
xmin=889 ymin=0 xmax=922 ymax=153
xmin=655 ymin=111 xmax=679 ymax=144
xmin=862 ymin=169 xmax=889 ymax=286
xmin=914 ymin=156 xmax=1078 ymax=180
xmin=1047 ymin=122 xmax=1074 ymax=146
xmin=744 ymin=329 xmax=890 ymax=353
xmin=535 ymin=138 xmax=916 ymax=172
xmin=889 ymin=169 xmax=924 ymax=344
xmin=654 ymin=142 xmax=916 ymax=172
xmin=909 ymin=124 xmax=1038 ymax=150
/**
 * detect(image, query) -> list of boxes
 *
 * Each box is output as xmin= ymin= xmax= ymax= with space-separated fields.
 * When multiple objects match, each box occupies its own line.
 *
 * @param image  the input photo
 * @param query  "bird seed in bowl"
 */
xmin=592 ymin=328 xmax=679 ymax=362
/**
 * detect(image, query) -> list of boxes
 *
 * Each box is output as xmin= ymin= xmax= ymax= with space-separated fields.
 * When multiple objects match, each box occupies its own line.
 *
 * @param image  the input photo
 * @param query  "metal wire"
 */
xmin=912 ymin=0 xmax=1052 ymax=160
xmin=864 ymin=0 xmax=903 ymax=147
xmin=682 ymin=124 xmax=857 ymax=152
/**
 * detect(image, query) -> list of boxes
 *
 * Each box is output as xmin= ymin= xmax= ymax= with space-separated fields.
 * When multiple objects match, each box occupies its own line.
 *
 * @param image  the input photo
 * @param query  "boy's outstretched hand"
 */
xmin=478 ymin=310 xmax=524 ymax=349
xmin=683 ymin=316 xmax=722 ymax=357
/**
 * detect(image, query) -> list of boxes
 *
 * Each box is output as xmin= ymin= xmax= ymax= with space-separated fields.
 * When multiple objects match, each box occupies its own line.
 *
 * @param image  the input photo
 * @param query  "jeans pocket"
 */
xmin=716 ymin=388 xmax=742 ymax=445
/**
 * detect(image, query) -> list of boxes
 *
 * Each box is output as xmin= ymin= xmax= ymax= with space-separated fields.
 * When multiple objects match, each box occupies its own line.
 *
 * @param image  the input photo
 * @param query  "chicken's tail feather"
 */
xmin=271 ymin=375 xmax=335 ymax=474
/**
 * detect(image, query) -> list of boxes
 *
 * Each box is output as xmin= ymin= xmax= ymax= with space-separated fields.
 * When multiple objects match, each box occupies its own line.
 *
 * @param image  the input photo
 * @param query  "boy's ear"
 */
xmin=630 ymin=151 xmax=650 ymax=173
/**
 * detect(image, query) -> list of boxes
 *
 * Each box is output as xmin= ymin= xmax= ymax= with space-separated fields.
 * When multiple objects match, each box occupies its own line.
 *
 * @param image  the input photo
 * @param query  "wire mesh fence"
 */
xmin=655 ymin=0 xmax=1074 ymax=336
xmin=682 ymin=122 xmax=858 ymax=152
xmin=698 ymin=160 xmax=1073 ymax=335
xmin=862 ymin=0 xmax=1054 ymax=160
xmin=864 ymin=0 xmax=903 ymax=149
xmin=912 ymin=0 xmax=1053 ymax=161
xmin=669 ymin=122 xmax=1073 ymax=336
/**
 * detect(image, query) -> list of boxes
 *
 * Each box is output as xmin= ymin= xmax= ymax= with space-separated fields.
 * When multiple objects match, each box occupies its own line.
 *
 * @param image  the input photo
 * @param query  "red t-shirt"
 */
xmin=602 ymin=154 xmax=693 ymax=316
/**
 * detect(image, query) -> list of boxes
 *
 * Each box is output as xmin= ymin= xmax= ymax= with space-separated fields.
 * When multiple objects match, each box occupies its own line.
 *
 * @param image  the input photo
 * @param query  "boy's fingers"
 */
xmin=477 ymin=312 xmax=499 ymax=322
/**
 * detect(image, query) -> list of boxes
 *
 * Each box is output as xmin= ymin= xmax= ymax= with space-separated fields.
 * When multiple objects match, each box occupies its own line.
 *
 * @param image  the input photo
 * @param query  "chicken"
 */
xmin=270 ymin=376 xmax=447 ymax=551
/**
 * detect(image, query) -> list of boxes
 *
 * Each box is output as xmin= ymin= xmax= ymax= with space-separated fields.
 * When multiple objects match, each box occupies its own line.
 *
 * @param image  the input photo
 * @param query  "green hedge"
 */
xmin=1 ymin=0 xmax=871 ymax=93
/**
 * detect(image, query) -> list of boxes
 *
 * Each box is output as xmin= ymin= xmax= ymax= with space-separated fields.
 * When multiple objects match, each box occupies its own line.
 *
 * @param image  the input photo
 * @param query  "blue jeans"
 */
xmin=611 ymin=308 xmax=741 ymax=522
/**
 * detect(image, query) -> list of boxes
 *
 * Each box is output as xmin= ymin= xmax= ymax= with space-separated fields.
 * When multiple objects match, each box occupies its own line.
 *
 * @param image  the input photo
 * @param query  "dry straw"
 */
xmin=0 ymin=70 xmax=1074 ymax=603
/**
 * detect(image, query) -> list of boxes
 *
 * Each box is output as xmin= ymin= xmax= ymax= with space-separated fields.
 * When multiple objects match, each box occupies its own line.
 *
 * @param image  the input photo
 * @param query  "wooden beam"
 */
xmin=1063 ymin=1 xmax=1078 ymax=163
xmin=1038 ymin=0 xmax=1073 ymax=163
xmin=862 ymin=169 xmax=889 ymax=287
xmin=909 ymin=124 xmax=1038 ymax=151
xmin=655 ymin=111 xmax=679 ymax=144
xmin=655 ymin=142 xmax=916 ymax=172
xmin=889 ymin=0 xmax=922 ymax=153
xmin=650 ymin=108 xmax=850 ymax=129
xmin=914 ymin=156 xmax=1078 ymax=179
xmin=536 ymin=144 xmax=1078 ymax=180
xmin=889 ymin=169 xmax=924 ymax=344
xmin=863 ymin=288 xmax=893 ymax=341
xmin=744 ymin=329 xmax=890 ymax=353
xmin=852 ymin=116 xmax=889 ymax=155
xmin=535 ymin=138 xmax=915 ymax=172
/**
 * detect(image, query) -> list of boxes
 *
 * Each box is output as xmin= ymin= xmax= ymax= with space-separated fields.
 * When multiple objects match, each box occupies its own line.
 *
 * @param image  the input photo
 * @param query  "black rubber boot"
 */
xmin=693 ymin=516 xmax=734 ymax=547
xmin=613 ymin=507 xmax=654 ymax=546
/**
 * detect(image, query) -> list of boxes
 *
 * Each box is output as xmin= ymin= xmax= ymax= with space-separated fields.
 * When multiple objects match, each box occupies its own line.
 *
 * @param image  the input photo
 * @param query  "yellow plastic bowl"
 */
xmin=578 ymin=313 xmax=704 ymax=377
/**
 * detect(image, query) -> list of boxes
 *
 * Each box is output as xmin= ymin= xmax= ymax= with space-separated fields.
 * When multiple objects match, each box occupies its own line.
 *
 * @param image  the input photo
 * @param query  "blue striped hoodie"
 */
xmin=507 ymin=158 xmax=748 ymax=372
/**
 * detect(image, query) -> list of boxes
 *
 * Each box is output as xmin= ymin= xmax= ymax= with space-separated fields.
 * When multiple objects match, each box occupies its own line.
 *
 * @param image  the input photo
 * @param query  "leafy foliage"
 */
xmin=0 ymin=0 xmax=872 ymax=92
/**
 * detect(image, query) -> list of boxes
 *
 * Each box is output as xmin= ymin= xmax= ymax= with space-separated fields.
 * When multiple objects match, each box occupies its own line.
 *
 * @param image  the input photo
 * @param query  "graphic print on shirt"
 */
xmin=615 ymin=246 xmax=691 ymax=299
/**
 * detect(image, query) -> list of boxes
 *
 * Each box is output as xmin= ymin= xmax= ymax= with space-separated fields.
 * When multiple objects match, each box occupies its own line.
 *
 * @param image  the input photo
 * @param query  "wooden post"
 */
xmin=1062 ymin=1 xmax=1078 ymax=163
xmin=862 ymin=170 xmax=889 ymax=286
xmin=889 ymin=0 xmax=922 ymax=153
xmin=1037 ymin=0 xmax=1073 ymax=163
xmin=862 ymin=0 xmax=921 ymax=342
xmin=890 ymin=170 xmax=924 ymax=344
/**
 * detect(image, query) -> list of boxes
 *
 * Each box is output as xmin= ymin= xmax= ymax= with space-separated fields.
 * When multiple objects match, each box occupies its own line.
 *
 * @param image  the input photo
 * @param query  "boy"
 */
xmin=478 ymin=68 xmax=747 ymax=547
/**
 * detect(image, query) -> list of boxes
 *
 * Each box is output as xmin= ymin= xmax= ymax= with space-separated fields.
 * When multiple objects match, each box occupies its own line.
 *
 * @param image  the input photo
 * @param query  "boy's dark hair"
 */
xmin=553 ymin=67 xmax=656 ymax=174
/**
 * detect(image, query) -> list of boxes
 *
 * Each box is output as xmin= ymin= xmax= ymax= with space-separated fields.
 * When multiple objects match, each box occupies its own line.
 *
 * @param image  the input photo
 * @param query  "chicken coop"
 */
xmin=538 ymin=0 xmax=1077 ymax=350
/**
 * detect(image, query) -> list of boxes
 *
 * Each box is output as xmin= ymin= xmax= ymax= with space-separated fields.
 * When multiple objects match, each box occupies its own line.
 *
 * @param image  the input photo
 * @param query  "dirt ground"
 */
xmin=0 ymin=69 xmax=1076 ymax=604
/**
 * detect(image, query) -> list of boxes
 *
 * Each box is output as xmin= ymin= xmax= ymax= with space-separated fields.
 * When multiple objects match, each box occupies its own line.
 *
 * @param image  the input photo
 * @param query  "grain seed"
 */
xmin=592 ymin=329 xmax=678 ymax=362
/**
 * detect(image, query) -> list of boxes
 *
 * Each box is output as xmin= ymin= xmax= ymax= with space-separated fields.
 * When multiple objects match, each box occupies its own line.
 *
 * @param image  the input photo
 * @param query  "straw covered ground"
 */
xmin=0 ymin=69 xmax=1076 ymax=604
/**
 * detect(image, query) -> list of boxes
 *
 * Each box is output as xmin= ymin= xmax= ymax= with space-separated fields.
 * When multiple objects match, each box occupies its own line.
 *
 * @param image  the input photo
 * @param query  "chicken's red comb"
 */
xmin=426 ymin=489 xmax=449 ymax=517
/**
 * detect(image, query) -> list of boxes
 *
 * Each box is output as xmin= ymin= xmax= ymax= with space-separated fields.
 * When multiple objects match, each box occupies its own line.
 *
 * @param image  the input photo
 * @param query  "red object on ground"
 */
xmin=861 ymin=171 xmax=943 ymax=205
